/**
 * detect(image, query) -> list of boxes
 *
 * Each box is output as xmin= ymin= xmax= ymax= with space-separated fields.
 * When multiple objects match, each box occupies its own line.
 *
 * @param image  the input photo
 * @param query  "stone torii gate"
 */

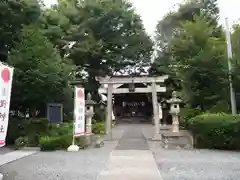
xmin=96 ymin=75 xmax=168 ymax=140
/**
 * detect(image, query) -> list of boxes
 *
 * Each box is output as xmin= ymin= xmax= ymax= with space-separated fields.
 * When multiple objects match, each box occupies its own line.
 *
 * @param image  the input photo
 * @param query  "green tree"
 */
xmin=8 ymin=25 xmax=73 ymax=116
xmin=41 ymin=0 xmax=153 ymax=98
xmin=155 ymin=0 xmax=220 ymax=46
xmin=0 ymin=0 xmax=41 ymax=61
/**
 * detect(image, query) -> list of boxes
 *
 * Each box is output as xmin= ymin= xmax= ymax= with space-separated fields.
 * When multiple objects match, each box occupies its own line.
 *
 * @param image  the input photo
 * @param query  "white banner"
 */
xmin=74 ymin=87 xmax=85 ymax=136
xmin=0 ymin=64 xmax=14 ymax=147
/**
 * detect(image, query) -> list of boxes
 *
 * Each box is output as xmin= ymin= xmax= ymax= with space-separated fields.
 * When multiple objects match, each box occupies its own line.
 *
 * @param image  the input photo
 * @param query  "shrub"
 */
xmin=39 ymin=134 xmax=88 ymax=151
xmin=14 ymin=136 xmax=28 ymax=150
xmin=57 ymin=134 xmax=72 ymax=149
xmin=6 ymin=118 xmax=28 ymax=145
xmin=94 ymin=109 xmax=106 ymax=122
xmin=7 ymin=117 xmax=73 ymax=146
xmin=187 ymin=113 xmax=240 ymax=150
xmin=180 ymin=107 xmax=202 ymax=128
xmin=6 ymin=117 xmax=50 ymax=146
xmin=208 ymin=100 xmax=230 ymax=113
xmin=48 ymin=123 xmax=72 ymax=136
xmin=39 ymin=136 xmax=60 ymax=151
xmin=92 ymin=122 xmax=105 ymax=135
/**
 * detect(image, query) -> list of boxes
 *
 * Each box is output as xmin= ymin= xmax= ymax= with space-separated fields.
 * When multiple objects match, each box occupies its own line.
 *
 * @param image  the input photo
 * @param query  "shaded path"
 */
xmin=116 ymin=124 xmax=149 ymax=150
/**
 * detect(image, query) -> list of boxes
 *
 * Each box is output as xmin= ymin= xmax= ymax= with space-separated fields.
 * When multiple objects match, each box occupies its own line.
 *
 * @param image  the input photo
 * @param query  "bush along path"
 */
xmin=6 ymin=117 xmax=106 ymax=151
xmin=186 ymin=113 xmax=240 ymax=150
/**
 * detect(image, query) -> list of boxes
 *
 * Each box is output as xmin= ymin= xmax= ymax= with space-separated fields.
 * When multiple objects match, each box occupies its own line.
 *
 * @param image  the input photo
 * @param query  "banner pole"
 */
xmin=67 ymin=86 xmax=79 ymax=152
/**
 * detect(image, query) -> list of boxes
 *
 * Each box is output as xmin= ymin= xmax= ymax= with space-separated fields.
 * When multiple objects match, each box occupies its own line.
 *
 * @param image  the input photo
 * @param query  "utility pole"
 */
xmin=225 ymin=18 xmax=237 ymax=115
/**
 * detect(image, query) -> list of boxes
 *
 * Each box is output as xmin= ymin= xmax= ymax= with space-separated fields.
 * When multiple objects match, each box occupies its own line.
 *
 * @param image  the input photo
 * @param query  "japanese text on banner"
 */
xmin=0 ymin=65 xmax=14 ymax=147
xmin=74 ymin=87 xmax=85 ymax=136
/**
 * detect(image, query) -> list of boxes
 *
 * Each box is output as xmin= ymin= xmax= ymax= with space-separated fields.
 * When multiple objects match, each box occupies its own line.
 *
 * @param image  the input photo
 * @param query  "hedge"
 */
xmin=92 ymin=121 xmax=105 ymax=135
xmin=186 ymin=113 xmax=240 ymax=150
xmin=6 ymin=117 xmax=74 ymax=149
xmin=179 ymin=107 xmax=202 ymax=128
xmin=39 ymin=135 xmax=87 ymax=151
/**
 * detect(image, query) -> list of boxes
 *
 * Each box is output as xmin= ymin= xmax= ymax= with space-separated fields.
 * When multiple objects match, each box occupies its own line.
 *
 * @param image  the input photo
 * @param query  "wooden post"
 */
xmin=106 ymin=84 xmax=113 ymax=140
xmin=152 ymin=82 xmax=161 ymax=140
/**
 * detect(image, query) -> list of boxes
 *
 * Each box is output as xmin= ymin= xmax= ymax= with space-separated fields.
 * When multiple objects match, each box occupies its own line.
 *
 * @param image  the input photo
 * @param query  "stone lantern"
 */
xmin=85 ymin=93 xmax=96 ymax=134
xmin=167 ymin=91 xmax=182 ymax=132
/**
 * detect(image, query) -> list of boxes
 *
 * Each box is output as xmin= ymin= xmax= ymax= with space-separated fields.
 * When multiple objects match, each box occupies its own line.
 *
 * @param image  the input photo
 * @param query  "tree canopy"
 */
xmin=3 ymin=0 xmax=240 ymax=116
xmin=1 ymin=0 xmax=153 ymax=117
xmin=152 ymin=0 xmax=238 ymax=111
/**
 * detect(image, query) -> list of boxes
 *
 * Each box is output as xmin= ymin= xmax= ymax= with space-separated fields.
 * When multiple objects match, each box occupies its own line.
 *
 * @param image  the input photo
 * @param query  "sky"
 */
xmin=43 ymin=0 xmax=240 ymax=36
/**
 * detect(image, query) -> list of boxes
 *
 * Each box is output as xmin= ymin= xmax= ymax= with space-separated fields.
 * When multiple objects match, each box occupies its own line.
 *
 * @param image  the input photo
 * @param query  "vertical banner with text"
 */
xmin=0 ymin=64 xmax=14 ymax=147
xmin=74 ymin=87 xmax=85 ymax=136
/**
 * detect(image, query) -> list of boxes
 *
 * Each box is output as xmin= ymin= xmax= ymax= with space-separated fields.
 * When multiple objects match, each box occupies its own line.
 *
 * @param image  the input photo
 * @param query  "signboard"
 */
xmin=0 ymin=64 xmax=14 ymax=147
xmin=74 ymin=87 xmax=85 ymax=136
xmin=47 ymin=103 xmax=63 ymax=124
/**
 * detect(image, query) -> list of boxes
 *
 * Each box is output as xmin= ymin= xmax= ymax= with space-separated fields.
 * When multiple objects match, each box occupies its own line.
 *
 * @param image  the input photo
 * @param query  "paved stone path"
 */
xmin=98 ymin=124 xmax=163 ymax=180
xmin=116 ymin=124 xmax=148 ymax=150
xmin=0 ymin=149 xmax=38 ymax=166
xmin=97 ymin=150 xmax=162 ymax=180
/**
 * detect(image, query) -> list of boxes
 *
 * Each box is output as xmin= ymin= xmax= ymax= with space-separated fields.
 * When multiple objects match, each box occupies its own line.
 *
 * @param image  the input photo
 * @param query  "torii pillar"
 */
xmin=152 ymin=81 xmax=161 ymax=140
xmin=106 ymin=84 xmax=113 ymax=140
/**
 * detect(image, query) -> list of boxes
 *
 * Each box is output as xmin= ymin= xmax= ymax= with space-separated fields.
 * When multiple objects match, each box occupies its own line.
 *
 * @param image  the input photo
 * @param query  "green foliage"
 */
xmin=180 ymin=107 xmax=202 ymax=128
xmin=208 ymin=100 xmax=230 ymax=113
xmin=39 ymin=136 xmax=59 ymax=151
xmin=8 ymin=25 xmax=73 ymax=113
xmin=155 ymin=0 xmax=219 ymax=44
xmin=153 ymin=0 xmax=229 ymax=111
xmin=93 ymin=109 xmax=106 ymax=122
xmin=7 ymin=117 xmax=88 ymax=151
xmin=42 ymin=0 xmax=153 ymax=97
xmin=92 ymin=121 xmax=105 ymax=135
xmin=187 ymin=113 xmax=240 ymax=150
xmin=154 ymin=15 xmax=228 ymax=110
xmin=39 ymin=135 xmax=87 ymax=151
xmin=14 ymin=136 xmax=28 ymax=150
xmin=7 ymin=118 xmax=49 ymax=146
xmin=0 ymin=0 xmax=41 ymax=61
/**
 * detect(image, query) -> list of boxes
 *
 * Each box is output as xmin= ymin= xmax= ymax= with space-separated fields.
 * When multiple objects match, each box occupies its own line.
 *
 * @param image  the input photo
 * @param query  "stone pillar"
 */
xmin=85 ymin=93 xmax=95 ymax=134
xmin=151 ymin=82 xmax=161 ymax=140
xmin=161 ymin=98 xmax=168 ymax=126
xmin=172 ymin=115 xmax=179 ymax=132
xmin=158 ymin=103 xmax=163 ymax=126
xmin=106 ymin=84 xmax=113 ymax=140
xmin=85 ymin=93 xmax=96 ymax=146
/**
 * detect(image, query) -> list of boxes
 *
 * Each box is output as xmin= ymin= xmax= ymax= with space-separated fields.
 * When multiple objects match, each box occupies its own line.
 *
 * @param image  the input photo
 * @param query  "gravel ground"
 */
xmin=0 ymin=126 xmax=125 ymax=180
xmin=0 ymin=141 xmax=118 ymax=180
xmin=4 ymin=124 xmax=240 ymax=180
xmin=0 ymin=147 xmax=12 ymax=155
xmin=153 ymin=147 xmax=240 ymax=180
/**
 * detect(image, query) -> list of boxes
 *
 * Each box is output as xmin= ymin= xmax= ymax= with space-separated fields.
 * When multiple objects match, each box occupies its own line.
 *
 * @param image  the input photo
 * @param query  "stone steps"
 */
xmin=161 ymin=130 xmax=193 ymax=150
